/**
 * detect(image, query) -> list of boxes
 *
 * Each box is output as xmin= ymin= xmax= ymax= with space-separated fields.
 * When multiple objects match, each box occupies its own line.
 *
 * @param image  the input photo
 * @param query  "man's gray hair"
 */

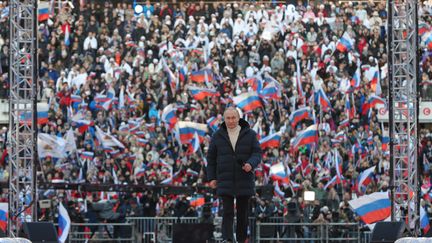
xmin=223 ymin=106 xmax=240 ymax=118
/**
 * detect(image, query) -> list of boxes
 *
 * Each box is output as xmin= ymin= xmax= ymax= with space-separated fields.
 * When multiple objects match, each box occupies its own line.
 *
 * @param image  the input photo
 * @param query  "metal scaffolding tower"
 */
xmin=388 ymin=0 xmax=419 ymax=233
xmin=8 ymin=0 xmax=37 ymax=237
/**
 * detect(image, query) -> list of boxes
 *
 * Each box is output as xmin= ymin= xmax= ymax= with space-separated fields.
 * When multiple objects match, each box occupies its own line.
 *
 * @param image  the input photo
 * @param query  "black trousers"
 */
xmin=221 ymin=195 xmax=250 ymax=242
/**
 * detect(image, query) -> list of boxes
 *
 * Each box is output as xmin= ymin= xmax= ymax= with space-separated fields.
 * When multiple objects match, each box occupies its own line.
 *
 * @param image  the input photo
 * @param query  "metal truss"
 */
xmin=8 ymin=0 xmax=37 ymax=237
xmin=388 ymin=0 xmax=419 ymax=234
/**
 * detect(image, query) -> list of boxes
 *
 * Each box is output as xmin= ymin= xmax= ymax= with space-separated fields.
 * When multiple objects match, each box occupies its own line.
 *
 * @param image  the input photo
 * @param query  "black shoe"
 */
xmin=221 ymin=240 xmax=233 ymax=243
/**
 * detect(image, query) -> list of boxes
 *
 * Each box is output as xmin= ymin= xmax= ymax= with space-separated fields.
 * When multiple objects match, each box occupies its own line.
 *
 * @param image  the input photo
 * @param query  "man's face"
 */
xmin=224 ymin=109 xmax=239 ymax=129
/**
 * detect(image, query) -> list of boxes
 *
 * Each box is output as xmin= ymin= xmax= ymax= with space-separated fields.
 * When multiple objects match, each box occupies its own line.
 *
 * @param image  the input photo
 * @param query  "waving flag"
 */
xmin=58 ymin=202 xmax=71 ymax=243
xmin=207 ymin=116 xmax=220 ymax=132
xmin=245 ymin=76 xmax=263 ymax=92
xmin=422 ymin=31 xmax=432 ymax=48
xmin=161 ymin=104 xmax=178 ymax=129
xmin=289 ymin=107 xmax=312 ymax=128
xmin=274 ymin=181 xmax=285 ymax=198
xmin=363 ymin=65 xmax=380 ymax=94
xmin=64 ymin=129 xmax=77 ymax=154
xmin=38 ymin=133 xmax=66 ymax=158
xmin=190 ymin=69 xmax=213 ymax=83
xmin=62 ymin=22 xmax=71 ymax=46
xmin=296 ymin=59 xmax=304 ymax=100
xmin=350 ymin=66 xmax=361 ymax=89
xmin=73 ymin=119 xmax=94 ymax=133
xmin=95 ymin=126 xmax=125 ymax=148
xmin=269 ymin=163 xmax=290 ymax=185
xmin=345 ymin=94 xmax=355 ymax=119
xmin=259 ymin=132 xmax=282 ymax=149
xmin=324 ymin=175 xmax=339 ymax=190
xmin=314 ymin=88 xmax=332 ymax=111
xmin=292 ymin=124 xmax=318 ymax=148
xmin=187 ymin=85 xmax=219 ymax=100
xmin=421 ymin=206 xmax=430 ymax=234
xmin=348 ymin=192 xmax=391 ymax=224
xmin=190 ymin=132 xmax=201 ymax=153
xmin=161 ymin=58 xmax=178 ymax=94
xmin=334 ymin=150 xmax=344 ymax=180
xmin=176 ymin=121 xmax=208 ymax=143
xmin=233 ymin=92 xmax=262 ymax=112
xmin=38 ymin=1 xmax=50 ymax=21
xmin=190 ymin=195 xmax=205 ymax=207
xmin=0 ymin=203 xmax=7 ymax=232
xmin=260 ymin=81 xmax=281 ymax=100
xmin=80 ymin=151 xmax=94 ymax=160
xmin=368 ymin=94 xmax=386 ymax=108
xmin=357 ymin=166 xmax=376 ymax=193
xmin=336 ymin=32 xmax=355 ymax=52
xmin=94 ymin=94 xmax=112 ymax=110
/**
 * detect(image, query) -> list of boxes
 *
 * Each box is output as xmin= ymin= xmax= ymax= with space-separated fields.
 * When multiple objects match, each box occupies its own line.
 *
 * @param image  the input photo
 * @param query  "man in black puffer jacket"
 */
xmin=207 ymin=107 xmax=262 ymax=243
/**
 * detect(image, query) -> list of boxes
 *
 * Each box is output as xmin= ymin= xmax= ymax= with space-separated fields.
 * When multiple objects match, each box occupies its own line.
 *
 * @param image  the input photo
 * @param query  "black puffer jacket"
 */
xmin=206 ymin=119 xmax=262 ymax=196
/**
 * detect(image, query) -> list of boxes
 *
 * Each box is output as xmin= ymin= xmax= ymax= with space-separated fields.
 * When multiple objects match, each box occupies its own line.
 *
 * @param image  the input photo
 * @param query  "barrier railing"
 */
xmin=67 ymin=222 xmax=135 ymax=243
xmin=126 ymin=217 xmax=371 ymax=243
xmin=256 ymin=222 xmax=360 ymax=242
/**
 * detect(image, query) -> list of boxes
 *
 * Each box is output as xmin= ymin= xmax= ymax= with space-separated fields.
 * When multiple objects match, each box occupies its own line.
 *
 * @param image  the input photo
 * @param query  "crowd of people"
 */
xmin=0 ymin=0 xmax=432 ymax=238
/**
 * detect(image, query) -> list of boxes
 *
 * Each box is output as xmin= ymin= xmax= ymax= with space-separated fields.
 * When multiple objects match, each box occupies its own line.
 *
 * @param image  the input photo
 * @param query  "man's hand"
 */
xmin=209 ymin=180 xmax=217 ymax=189
xmin=242 ymin=163 xmax=252 ymax=172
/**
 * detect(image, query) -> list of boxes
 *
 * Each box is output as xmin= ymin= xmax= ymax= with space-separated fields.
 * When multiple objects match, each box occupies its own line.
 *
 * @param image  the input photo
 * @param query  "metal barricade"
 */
xmin=68 ymin=222 xmax=135 ymax=242
xmin=255 ymin=222 xmax=362 ymax=243
xmin=128 ymin=217 xmax=202 ymax=243
xmin=127 ymin=217 xmax=368 ymax=243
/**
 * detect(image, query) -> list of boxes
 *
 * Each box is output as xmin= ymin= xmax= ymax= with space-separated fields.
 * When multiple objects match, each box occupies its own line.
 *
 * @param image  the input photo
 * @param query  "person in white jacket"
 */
xmin=83 ymin=32 xmax=98 ymax=52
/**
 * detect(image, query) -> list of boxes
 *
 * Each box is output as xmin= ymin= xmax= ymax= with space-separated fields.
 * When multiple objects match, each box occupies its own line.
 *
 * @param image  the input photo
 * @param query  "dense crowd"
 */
xmin=0 ymin=0 xmax=432 ymax=237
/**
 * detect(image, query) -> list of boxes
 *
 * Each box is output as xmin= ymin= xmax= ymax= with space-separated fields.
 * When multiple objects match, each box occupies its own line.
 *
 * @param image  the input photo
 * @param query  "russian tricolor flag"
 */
xmin=190 ymin=69 xmax=213 ymax=83
xmin=269 ymin=163 xmax=290 ymax=185
xmin=350 ymin=67 xmax=361 ymax=89
xmin=80 ymin=151 xmax=94 ymax=160
xmin=38 ymin=2 xmax=50 ymax=21
xmin=21 ymin=103 xmax=49 ymax=125
xmin=314 ymin=88 xmax=332 ymax=111
xmin=345 ymin=94 xmax=355 ymax=119
xmin=336 ymin=32 xmax=355 ymax=52
xmin=274 ymin=181 xmax=285 ymax=198
xmin=58 ymin=202 xmax=71 ymax=243
xmin=259 ymin=132 xmax=282 ymax=149
xmin=368 ymin=94 xmax=386 ymax=108
xmin=324 ymin=175 xmax=339 ymax=190
xmin=245 ymin=77 xmax=263 ymax=92
xmin=179 ymin=66 xmax=187 ymax=82
xmin=357 ymin=166 xmax=376 ymax=193
xmin=339 ymin=118 xmax=349 ymax=128
xmin=70 ymin=94 xmax=82 ymax=104
xmin=207 ymin=116 xmax=220 ymax=132
xmin=0 ymin=203 xmax=7 ymax=232
xmin=348 ymin=192 xmax=391 ymax=224
xmin=177 ymin=121 xmax=208 ymax=143
xmin=187 ymin=85 xmax=219 ymax=100
xmin=190 ymin=195 xmax=205 ymax=207
xmin=292 ymin=124 xmax=318 ymax=148
xmin=161 ymin=58 xmax=178 ymax=93
xmin=136 ymin=138 xmax=148 ymax=147
xmin=421 ymin=206 xmax=430 ymax=234
xmin=289 ymin=107 xmax=312 ymax=128
xmin=260 ymin=81 xmax=281 ymax=100
xmin=74 ymin=119 xmax=93 ymax=133
xmin=161 ymin=104 xmax=178 ymax=129
xmin=233 ymin=92 xmax=262 ymax=112
xmin=62 ymin=22 xmax=71 ymax=46
xmin=37 ymin=104 xmax=49 ymax=125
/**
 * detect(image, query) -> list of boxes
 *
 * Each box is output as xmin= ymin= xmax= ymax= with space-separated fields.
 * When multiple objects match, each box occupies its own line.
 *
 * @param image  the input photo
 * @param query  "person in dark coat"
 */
xmin=207 ymin=107 xmax=262 ymax=243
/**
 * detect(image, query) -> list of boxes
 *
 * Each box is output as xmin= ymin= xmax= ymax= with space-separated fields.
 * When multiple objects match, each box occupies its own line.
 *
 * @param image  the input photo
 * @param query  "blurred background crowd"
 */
xmin=0 ymin=0 xmax=431 ymax=237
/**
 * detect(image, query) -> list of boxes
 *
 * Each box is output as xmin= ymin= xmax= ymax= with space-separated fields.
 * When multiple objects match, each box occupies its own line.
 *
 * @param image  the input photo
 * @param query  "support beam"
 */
xmin=8 ymin=0 xmax=37 ymax=237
